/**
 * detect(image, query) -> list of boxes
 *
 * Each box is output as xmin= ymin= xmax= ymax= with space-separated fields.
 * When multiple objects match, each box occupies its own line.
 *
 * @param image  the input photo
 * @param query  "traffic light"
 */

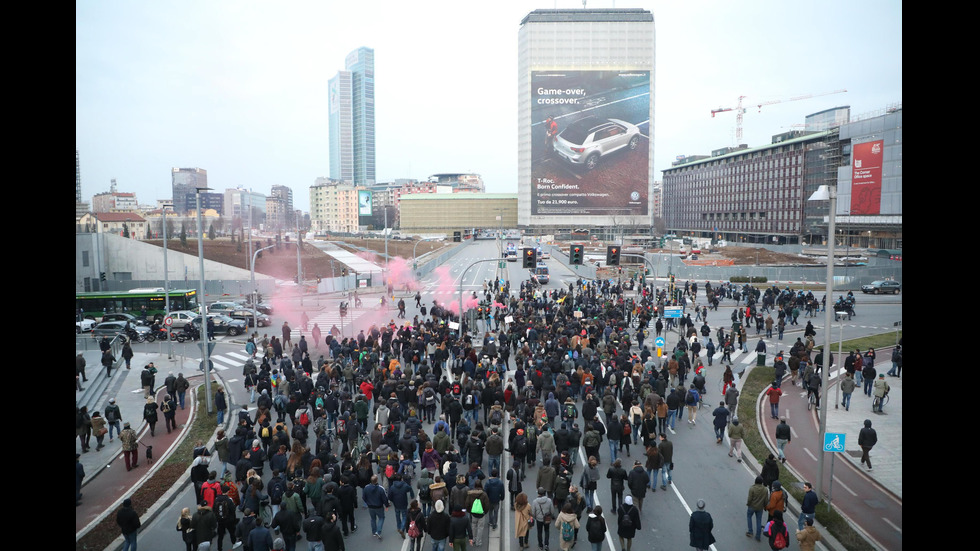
xmin=606 ymin=246 xmax=620 ymax=266
xmin=342 ymin=268 xmax=348 ymax=277
xmin=453 ymin=231 xmax=461 ymax=242
xmin=569 ymin=245 xmax=583 ymax=265
xmin=523 ymin=248 xmax=536 ymax=268
xmin=100 ymin=271 xmax=106 ymax=281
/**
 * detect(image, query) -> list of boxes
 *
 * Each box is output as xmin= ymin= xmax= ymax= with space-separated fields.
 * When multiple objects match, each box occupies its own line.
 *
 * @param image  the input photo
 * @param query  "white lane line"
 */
xmin=882 ymin=517 xmax=901 ymax=533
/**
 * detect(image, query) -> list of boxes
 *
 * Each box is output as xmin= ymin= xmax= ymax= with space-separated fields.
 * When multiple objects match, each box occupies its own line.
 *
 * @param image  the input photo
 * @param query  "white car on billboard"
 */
xmin=553 ymin=116 xmax=641 ymax=170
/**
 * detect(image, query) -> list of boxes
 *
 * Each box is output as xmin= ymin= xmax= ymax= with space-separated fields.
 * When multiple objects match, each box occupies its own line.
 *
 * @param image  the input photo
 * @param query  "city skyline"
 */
xmin=76 ymin=0 xmax=902 ymax=214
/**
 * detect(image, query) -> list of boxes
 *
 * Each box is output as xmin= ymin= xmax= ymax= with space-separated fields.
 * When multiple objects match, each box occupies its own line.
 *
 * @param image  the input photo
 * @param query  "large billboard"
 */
xmin=358 ymin=190 xmax=373 ymax=216
xmin=850 ymin=140 xmax=883 ymax=215
xmin=530 ymin=70 xmax=650 ymax=216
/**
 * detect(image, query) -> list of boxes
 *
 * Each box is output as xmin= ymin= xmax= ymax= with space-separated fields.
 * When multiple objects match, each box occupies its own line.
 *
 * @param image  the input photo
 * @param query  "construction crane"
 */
xmin=711 ymin=89 xmax=847 ymax=143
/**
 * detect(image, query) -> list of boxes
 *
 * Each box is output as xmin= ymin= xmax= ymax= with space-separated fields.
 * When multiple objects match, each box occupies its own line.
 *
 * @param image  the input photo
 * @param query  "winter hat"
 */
xmin=624 ymin=496 xmax=633 ymax=505
xmin=435 ymin=500 xmax=445 ymax=513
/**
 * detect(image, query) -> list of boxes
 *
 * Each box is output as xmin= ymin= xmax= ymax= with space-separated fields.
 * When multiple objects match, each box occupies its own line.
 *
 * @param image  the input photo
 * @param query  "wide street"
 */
xmin=78 ymin=238 xmax=901 ymax=551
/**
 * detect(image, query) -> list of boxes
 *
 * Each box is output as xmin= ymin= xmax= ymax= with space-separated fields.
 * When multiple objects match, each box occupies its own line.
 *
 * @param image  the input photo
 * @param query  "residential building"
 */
xmin=271 ymin=185 xmax=295 ymax=227
xmin=310 ymin=177 xmax=364 ymax=234
xmin=92 ymin=191 xmax=139 ymax=213
xmin=78 ymin=212 xmax=149 ymax=240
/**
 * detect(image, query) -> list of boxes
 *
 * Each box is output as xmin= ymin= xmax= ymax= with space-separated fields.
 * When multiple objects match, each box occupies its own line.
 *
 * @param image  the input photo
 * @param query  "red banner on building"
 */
xmin=851 ymin=140 xmax=883 ymax=215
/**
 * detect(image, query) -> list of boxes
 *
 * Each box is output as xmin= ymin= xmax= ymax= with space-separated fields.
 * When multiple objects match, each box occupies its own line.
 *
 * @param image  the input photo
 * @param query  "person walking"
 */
xmin=117 ymin=497 xmax=142 ymax=551
xmin=858 ymin=419 xmax=878 ymax=470
xmin=363 ymin=475 xmax=390 ymax=540
xmin=514 ymin=492 xmax=533 ymax=550
xmin=711 ymin=401 xmax=730 ymax=444
xmin=688 ymin=499 xmax=715 ymax=551
xmin=584 ymin=506 xmax=607 ymax=551
xmin=872 ymin=374 xmax=891 ymax=413
xmin=531 ymin=487 xmax=556 ymax=551
xmin=774 ymin=419 xmax=791 ymax=463
xmin=746 ymin=476 xmax=768 ymax=541
xmin=798 ymin=482 xmax=818 ymax=531
xmin=765 ymin=383 xmax=782 ymax=419
xmin=840 ymin=373 xmax=856 ymax=411
xmin=764 ymin=510 xmax=791 ymax=551
xmin=120 ymin=422 xmax=139 ymax=471
xmin=728 ymin=418 xmax=745 ymax=462
xmin=886 ymin=345 xmax=902 ymax=377
xmin=796 ymin=517 xmax=823 ymax=551
xmin=616 ymin=496 xmax=641 ymax=551
xmin=143 ymin=397 xmax=159 ymax=437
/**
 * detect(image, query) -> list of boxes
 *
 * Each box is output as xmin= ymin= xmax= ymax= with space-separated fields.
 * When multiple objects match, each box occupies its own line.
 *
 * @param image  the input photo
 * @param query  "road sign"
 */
xmin=164 ymin=316 xmax=173 ymax=327
xmin=823 ymin=432 xmax=846 ymax=453
xmin=664 ymin=306 xmax=682 ymax=319
xmin=655 ymin=337 xmax=666 ymax=348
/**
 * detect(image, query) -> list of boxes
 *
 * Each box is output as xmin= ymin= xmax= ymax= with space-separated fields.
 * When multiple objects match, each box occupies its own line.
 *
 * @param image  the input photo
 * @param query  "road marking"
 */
xmin=803 ymin=447 xmax=818 ymax=462
xmin=882 ymin=517 xmax=902 ymax=533
xmin=832 ymin=475 xmax=858 ymax=497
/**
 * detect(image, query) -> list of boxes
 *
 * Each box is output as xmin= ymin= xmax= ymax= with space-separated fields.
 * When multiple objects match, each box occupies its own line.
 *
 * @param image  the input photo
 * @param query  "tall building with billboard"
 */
xmin=329 ymin=47 xmax=375 ymax=186
xmin=518 ymin=9 xmax=655 ymax=230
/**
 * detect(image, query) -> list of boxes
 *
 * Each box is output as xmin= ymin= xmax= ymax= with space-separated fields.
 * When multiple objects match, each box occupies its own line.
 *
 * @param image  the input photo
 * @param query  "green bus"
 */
xmin=76 ymin=288 xmax=199 ymax=321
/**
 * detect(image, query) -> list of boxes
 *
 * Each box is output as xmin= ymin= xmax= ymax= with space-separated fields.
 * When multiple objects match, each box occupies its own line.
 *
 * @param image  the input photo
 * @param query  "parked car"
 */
xmin=92 ymin=321 xmax=152 ymax=340
xmin=191 ymin=314 xmax=247 ymax=336
xmin=207 ymin=301 xmax=240 ymax=314
xmin=553 ymin=116 xmax=641 ymax=171
xmin=228 ymin=309 xmax=272 ymax=327
xmin=861 ymin=280 xmax=901 ymax=294
xmin=239 ymin=301 xmax=274 ymax=315
xmin=165 ymin=310 xmax=199 ymax=330
xmin=101 ymin=312 xmax=145 ymax=325
xmin=76 ymin=318 xmax=96 ymax=333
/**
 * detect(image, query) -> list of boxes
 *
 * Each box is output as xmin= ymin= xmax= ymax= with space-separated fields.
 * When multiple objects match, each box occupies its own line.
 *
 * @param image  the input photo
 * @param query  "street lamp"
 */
xmin=195 ymin=187 xmax=214 ymax=413
xmin=807 ymin=183 xmax=836 ymax=500
xmin=161 ymin=203 xmax=174 ymax=359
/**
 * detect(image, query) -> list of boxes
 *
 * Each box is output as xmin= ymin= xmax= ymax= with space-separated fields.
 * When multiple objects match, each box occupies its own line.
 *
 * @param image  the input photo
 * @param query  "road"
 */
xmin=100 ymin=239 xmax=901 ymax=550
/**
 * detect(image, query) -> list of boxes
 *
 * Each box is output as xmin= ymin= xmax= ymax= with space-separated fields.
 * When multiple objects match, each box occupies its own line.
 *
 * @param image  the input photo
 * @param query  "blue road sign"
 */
xmin=654 ymin=337 xmax=666 ymax=348
xmin=664 ymin=306 xmax=682 ymax=319
xmin=823 ymin=432 xmax=846 ymax=453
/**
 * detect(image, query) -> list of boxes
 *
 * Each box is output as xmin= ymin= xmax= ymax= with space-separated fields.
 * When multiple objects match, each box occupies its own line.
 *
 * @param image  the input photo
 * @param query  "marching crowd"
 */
xmin=105 ymin=276 xmax=848 ymax=551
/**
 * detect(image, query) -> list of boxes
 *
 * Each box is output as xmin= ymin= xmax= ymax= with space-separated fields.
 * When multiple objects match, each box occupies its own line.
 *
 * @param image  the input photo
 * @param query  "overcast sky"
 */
xmin=76 ymin=0 xmax=902 ymax=213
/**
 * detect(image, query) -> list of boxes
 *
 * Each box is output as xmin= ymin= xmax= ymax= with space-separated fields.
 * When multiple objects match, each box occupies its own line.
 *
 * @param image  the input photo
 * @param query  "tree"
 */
xmin=208 ymin=223 xmax=216 ymax=240
xmin=122 ymin=223 xmax=130 ymax=238
xmin=180 ymin=223 xmax=188 ymax=247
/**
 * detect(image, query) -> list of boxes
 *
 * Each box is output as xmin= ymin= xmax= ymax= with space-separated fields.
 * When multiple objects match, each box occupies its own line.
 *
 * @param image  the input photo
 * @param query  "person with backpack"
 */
xmin=584 ymin=505 xmax=607 ymax=551
xmin=531 ymin=487 xmax=556 ymax=551
xmin=616 ymin=495 xmax=641 ymax=551
xmin=688 ymin=499 xmax=716 ymax=551
xmin=406 ymin=500 xmax=427 ymax=551
xmin=764 ymin=509 xmax=791 ymax=550
xmin=465 ymin=479 xmax=490 ymax=546
xmin=684 ymin=385 xmax=700 ymax=426
xmin=554 ymin=501 xmax=580 ymax=551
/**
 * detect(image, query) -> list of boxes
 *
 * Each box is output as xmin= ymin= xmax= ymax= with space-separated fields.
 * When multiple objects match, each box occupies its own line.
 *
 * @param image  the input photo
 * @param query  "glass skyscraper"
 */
xmin=329 ymin=47 xmax=374 ymax=186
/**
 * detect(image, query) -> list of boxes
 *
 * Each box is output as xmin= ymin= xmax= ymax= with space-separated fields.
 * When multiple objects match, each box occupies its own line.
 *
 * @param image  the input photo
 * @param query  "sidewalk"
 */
xmin=76 ymin=350 xmax=209 ymax=536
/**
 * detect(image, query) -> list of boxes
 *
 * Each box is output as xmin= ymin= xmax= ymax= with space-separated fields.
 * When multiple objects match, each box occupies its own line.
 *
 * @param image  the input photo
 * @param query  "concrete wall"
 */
xmin=76 ymin=233 xmax=273 ymax=292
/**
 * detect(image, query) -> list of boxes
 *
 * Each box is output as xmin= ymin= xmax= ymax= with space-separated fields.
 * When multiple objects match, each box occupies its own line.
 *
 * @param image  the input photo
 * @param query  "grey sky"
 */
xmin=76 ymin=0 xmax=902 ymax=213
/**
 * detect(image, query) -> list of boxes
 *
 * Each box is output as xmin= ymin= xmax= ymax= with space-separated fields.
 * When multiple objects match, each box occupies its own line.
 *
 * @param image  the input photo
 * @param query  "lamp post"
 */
xmin=808 ymin=183 xmax=836 ymax=500
xmin=195 ymin=187 xmax=214 ymax=413
xmin=162 ymin=203 xmax=174 ymax=359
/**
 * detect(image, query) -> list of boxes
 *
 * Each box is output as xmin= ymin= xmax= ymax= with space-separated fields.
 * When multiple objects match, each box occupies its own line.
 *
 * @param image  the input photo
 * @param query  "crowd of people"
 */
xmin=108 ymin=275 xmax=847 ymax=551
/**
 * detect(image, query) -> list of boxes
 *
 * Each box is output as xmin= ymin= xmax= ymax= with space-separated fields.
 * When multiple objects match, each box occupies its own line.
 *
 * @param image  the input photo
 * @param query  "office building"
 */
xmin=271 ymin=185 xmax=295 ymax=227
xmin=171 ymin=167 xmax=208 ymax=214
xmin=329 ymin=47 xmax=375 ymax=186
xmin=517 ymin=9 xmax=655 ymax=230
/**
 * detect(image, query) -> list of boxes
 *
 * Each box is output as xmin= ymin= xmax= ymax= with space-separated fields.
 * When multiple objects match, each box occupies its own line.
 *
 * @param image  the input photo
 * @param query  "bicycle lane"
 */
xmin=759 ymin=364 xmax=902 ymax=550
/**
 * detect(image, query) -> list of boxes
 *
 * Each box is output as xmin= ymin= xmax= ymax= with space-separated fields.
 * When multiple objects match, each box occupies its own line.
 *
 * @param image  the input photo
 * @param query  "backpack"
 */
xmin=561 ymin=520 xmax=575 ymax=542
xmin=512 ymin=436 xmax=528 ymax=456
xmin=401 ymin=462 xmax=415 ymax=481
xmin=261 ymin=425 xmax=271 ymax=438
xmin=215 ymin=496 xmax=236 ymax=522
xmin=564 ymin=404 xmax=576 ymax=420
xmin=471 ymin=498 xmax=484 ymax=515
xmin=408 ymin=519 xmax=422 ymax=538
xmin=268 ymin=478 xmax=285 ymax=504
xmin=161 ymin=401 xmax=172 ymax=414
xmin=452 ymin=383 xmax=462 ymax=396
xmin=490 ymin=409 xmax=503 ymax=426
xmin=424 ymin=388 xmax=436 ymax=406
xmin=336 ymin=418 xmax=347 ymax=436
xmin=299 ymin=409 xmax=310 ymax=426
xmin=619 ymin=506 xmax=633 ymax=531
xmin=622 ymin=421 xmax=632 ymax=436
xmin=686 ymin=389 xmax=698 ymax=406
xmin=768 ymin=521 xmax=789 ymax=549
xmin=465 ymin=393 xmax=475 ymax=406
xmin=385 ymin=464 xmax=395 ymax=479
xmin=419 ymin=483 xmax=431 ymax=502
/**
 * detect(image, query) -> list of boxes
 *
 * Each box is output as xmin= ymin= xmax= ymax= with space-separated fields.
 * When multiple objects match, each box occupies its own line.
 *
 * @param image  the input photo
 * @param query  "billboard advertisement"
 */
xmin=530 ymin=70 xmax=650 ymax=216
xmin=358 ymin=190 xmax=373 ymax=216
xmin=850 ymin=140 xmax=883 ymax=215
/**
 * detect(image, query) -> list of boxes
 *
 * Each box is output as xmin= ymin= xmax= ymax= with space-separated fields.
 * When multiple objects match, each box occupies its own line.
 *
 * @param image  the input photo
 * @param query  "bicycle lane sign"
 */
xmin=823 ymin=432 xmax=846 ymax=453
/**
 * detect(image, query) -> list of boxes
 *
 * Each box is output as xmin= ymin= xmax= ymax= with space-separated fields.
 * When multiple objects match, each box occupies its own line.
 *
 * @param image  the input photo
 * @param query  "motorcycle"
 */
xmin=124 ymin=326 xmax=145 ymax=343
